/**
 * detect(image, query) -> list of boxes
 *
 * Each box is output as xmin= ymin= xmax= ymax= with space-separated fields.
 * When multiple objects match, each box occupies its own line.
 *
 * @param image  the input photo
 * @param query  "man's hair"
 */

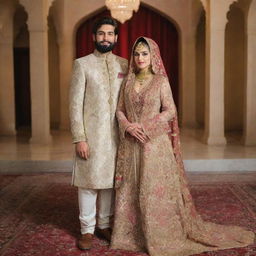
xmin=92 ymin=16 xmax=119 ymax=35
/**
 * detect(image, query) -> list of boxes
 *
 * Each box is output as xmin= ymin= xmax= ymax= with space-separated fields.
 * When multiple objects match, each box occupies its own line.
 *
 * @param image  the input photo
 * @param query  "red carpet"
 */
xmin=0 ymin=173 xmax=255 ymax=256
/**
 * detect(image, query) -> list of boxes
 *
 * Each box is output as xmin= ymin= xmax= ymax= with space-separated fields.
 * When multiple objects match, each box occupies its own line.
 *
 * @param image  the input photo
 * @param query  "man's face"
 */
xmin=93 ymin=24 xmax=118 ymax=53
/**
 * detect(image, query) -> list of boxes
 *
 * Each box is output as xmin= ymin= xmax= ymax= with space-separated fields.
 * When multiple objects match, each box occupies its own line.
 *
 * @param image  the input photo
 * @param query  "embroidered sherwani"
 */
xmin=69 ymin=50 xmax=128 ymax=189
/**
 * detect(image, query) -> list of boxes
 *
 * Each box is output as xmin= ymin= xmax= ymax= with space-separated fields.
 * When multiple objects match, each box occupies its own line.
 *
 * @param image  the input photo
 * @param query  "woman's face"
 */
xmin=133 ymin=42 xmax=151 ymax=71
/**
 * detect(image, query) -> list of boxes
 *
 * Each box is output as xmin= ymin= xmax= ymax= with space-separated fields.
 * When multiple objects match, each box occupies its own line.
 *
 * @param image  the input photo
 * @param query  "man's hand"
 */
xmin=75 ymin=141 xmax=90 ymax=160
xmin=126 ymin=123 xmax=149 ymax=144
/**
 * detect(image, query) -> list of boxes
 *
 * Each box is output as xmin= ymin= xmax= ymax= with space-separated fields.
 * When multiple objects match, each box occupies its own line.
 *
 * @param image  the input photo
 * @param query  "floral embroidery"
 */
xmin=111 ymin=37 xmax=254 ymax=256
xmin=69 ymin=52 xmax=128 ymax=188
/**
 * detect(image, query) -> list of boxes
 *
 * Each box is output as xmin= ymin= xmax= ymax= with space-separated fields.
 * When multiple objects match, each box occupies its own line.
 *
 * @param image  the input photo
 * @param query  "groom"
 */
xmin=69 ymin=16 xmax=128 ymax=250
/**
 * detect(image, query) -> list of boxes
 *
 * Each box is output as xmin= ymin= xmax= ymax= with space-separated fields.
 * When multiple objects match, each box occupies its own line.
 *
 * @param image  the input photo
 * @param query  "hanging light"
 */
xmin=105 ymin=0 xmax=140 ymax=23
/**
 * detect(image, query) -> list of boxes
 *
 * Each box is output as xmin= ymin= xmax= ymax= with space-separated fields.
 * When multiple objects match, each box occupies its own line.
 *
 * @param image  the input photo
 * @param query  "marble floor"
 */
xmin=0 ymin=128 xmax=255 ymax=161
xmin=0 ymin=128 xmax=255 ymax=173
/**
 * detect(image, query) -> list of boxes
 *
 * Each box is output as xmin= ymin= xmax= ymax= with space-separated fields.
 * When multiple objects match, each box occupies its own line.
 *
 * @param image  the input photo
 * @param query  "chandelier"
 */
xmin=105 ymin=0 xmax=140 ymax=23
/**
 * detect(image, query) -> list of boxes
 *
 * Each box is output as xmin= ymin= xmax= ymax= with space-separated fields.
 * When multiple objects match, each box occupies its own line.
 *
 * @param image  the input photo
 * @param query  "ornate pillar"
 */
xmin=0 ymin=1 xmax=16 ymax=135
xmin=20 ymin=0 xmax=52 ymax=143
xmin=58 ymin=34 xmax=74 ymax=130
xmin=243 ymin=0 xmax=256 ymax=145
xmin=203 ymin=0 xmax=232 ymax=145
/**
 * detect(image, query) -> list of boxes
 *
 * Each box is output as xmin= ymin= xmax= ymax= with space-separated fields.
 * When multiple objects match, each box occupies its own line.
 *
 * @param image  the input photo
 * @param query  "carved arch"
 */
xmin=248 ymin=0 xmax=256 ymax=31
xmin=73 ymin=1 xmax=182 ymax=39
xmin=199 ymin=0 xmax=207 ymax=11
xmin=200 ymin=0 xmax=240 ymax=13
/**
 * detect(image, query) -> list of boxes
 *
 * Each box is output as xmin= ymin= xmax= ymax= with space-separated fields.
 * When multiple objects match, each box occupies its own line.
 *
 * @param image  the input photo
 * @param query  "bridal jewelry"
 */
xmin=135 ymin=69 xmax=152 ymax=85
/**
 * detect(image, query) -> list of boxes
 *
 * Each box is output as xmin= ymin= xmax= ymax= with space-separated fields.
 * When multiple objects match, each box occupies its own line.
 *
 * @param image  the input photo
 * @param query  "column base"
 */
xmin=203 ymin=134 xmax=227 ymax=145
xmin=242 ymin=135 xmax=256 ymax=146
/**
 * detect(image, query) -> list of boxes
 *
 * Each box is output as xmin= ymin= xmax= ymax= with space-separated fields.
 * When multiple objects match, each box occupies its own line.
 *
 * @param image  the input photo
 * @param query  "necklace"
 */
xmin=134 ymin=69 xmax=153 ymax=93
xmin=135 ymin=69 xmax=153 ymax=85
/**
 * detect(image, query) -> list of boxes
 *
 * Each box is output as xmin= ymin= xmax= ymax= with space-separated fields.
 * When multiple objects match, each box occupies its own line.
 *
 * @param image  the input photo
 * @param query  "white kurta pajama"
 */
xmin=69 ymin=49 xmax=128 ymax=234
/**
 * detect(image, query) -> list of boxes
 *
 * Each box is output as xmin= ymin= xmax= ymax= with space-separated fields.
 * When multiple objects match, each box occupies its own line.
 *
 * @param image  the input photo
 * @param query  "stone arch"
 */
xmin=17 ymin=0 xmax=31 ymax=20
xmin=72 ymin=2 xmax=182 ymax=46
xmin=200 ymin=0 xmax=240 ymax=14
xmin=228 ymin=0 xmax=240 ymax=10
xmin=76 ymin=4 xmax=179 ymax=104
xmin=13 ymin=4 xmax=28 ymax=42
xmin=73 ymin=2 xmax=181 ymax=108
xmin=75 ymin=3 xmax=180 ymax=106
xmin=248 ymin=0 xmax=256 ymax=31
xmin=199 ymin=0 xmax=207 ymax=11
xmin=72 ymin=6 xmax=106 ymax=45
xmin=47 ymin=1 xmax=60 ymax=44
xmin=48 ymin=0 xmax=55 ymax=12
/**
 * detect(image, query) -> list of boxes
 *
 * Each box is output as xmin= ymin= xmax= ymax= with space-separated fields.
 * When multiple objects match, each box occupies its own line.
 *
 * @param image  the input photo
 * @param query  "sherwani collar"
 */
xmin=93 ymin=49 xmax=114 ymax=60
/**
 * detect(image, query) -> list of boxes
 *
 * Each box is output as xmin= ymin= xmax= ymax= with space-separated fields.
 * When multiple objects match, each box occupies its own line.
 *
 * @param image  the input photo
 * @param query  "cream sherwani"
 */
xmin=69 ymin=50 xmax=128 ymax=189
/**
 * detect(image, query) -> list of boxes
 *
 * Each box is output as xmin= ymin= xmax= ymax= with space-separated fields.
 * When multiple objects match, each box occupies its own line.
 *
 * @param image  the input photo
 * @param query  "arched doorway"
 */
xmin=76 ymin=5 xmax=179 ymax=107
xmin=196 ymin=10 xmax=206 ymax=128
xmin=13 ymin=5 xmax=31 ymax=134
xmin=224 ymin=3 xmax=245 ymax=142
xmin=48 ymin=12 xmax=60 ymax=129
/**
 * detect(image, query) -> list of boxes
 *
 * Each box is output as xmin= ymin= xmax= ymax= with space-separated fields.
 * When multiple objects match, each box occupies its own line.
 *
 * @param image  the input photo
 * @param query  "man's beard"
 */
xmin=95 ymin=41 xmax=116 ymax=53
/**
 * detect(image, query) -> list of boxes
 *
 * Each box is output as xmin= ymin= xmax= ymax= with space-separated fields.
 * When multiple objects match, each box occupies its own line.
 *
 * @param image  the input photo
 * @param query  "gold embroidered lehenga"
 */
xmin=110 ymin=37 xmax=255 ymax=256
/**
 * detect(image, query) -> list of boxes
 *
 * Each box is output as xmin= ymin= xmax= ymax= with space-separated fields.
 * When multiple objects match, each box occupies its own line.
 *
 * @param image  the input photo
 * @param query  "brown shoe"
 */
xmin=95 ymin=227 xmax=112 ymax=242
xmin=77 ymin=233 xmax=94 ymax=250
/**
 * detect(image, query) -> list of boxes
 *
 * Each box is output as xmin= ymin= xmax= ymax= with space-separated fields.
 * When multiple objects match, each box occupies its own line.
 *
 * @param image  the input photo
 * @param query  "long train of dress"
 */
xmin=110 ymin=74 xmax=254 ymax=256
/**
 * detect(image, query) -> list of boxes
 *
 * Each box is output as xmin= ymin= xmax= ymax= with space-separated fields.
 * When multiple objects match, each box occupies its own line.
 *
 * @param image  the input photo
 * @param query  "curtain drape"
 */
xmin=76 ymin=6 xmax=179 ymax=106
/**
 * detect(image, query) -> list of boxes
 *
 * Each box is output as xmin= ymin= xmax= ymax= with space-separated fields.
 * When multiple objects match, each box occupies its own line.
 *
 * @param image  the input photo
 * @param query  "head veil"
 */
xmin=127 ymin=37 xmax=167 ymax=80
xmin=127 ymin=37 xmax=186 ymax=178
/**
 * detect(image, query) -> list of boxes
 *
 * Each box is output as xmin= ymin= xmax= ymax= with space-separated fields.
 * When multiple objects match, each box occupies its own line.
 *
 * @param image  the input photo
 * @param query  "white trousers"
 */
xmin=78 ymin=188 xmax=114 ymax=234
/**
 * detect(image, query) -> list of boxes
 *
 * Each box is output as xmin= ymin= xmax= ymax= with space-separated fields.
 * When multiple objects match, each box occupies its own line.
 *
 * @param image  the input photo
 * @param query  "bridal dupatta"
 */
xmin=111 ymin=37 xmax=255 ymax=256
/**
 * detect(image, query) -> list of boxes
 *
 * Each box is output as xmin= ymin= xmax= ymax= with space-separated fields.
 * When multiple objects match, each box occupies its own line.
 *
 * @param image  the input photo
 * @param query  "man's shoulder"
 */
xmin=74 ymin=54 xmax=95 ymax=64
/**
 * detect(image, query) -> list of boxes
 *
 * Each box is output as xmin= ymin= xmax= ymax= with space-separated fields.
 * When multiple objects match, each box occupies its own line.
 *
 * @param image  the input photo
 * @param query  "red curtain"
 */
xmin=76 ymin=6 xmax=179 ymax=106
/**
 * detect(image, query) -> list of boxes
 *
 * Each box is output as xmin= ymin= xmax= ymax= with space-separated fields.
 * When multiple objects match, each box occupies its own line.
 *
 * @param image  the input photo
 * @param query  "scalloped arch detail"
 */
xmin=200 ymin=0 xmax=239 ymax=11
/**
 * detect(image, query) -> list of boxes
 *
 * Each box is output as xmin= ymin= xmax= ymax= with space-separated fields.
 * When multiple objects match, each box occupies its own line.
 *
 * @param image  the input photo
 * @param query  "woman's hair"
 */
xmin=92 ymin=16 xmax=119 ymax=35
xmin=133 ymin=37 xmax=150 ymax=53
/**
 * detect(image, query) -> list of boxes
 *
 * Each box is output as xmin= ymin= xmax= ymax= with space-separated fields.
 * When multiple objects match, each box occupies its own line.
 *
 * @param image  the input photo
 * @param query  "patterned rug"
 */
xmin=0 ymin=173 xmax=255 ymax=256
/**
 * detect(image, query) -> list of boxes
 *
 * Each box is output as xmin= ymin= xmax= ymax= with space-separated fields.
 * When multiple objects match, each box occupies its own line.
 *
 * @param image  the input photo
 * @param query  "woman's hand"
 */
xmin=75 ymin=141 xmax=90 ymax=159
xmin=126 ymin=123 xmax=149 ymax=143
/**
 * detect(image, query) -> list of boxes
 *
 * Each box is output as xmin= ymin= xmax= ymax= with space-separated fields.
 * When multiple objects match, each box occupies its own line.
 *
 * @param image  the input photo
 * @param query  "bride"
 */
xmin=110 ymin=36 xmax=254 ymax=256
